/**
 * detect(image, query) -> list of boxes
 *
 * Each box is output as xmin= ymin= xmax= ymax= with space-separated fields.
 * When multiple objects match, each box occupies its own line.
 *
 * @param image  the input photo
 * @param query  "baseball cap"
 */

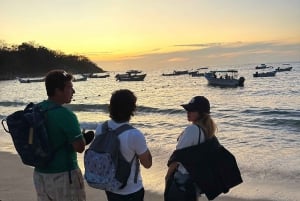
xmin=181 ymin=96 xmax=210 ymax=113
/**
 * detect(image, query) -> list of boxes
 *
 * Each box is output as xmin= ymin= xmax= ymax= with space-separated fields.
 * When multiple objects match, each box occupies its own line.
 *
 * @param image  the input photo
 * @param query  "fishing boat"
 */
xmin=115 ymin=70 xmax=146 ymax=81
xmin=73 ymin=75 xmax=88 ymax=82
xmin=162 ymin=70 xmax=189 ymax=76
xmin=189 ymin=67 xmax=208 ymax=77
xmin=275 ymin=64 xmax=293 ymax=72
xmin=88 ymin=73 xmax=110 ymax=78
xmin=253 ymin=71 xmax=276 ymax=77
xmin=190 ymin=71 xmax=205 ymax=77
xmin=204 ymin=70 xmax=245 ymax=87
xmin=255 ymin=64 xmax=273 ymax=69
xmin=17 ymin=77 xmax=45 ymax=83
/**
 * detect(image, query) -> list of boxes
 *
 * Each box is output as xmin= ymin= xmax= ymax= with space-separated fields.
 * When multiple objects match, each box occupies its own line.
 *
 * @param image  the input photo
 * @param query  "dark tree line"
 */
xmin=0 ymin=42 xmax=104 ymax=80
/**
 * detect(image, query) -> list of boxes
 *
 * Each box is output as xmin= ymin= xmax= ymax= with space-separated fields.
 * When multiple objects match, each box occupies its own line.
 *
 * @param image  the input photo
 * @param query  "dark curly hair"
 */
xmin=109 ymin=89 xmax=137 ymax=122
xmin=45 ymin=69 xmax=73 ymax=97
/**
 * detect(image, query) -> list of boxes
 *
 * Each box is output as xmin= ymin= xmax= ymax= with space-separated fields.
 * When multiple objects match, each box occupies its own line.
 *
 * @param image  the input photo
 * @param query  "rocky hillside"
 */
xmin=0 ymin=42 xmax=104 ymax=80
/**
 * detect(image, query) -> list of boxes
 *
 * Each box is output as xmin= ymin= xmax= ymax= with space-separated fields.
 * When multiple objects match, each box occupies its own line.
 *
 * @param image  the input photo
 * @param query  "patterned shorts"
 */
xmin=33 ymin=168 xmax=86 ymax=201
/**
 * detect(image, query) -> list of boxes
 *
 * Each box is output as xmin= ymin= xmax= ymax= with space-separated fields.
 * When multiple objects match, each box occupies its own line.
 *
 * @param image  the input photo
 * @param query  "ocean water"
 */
xmin=0 ymin=63 xmax=299 ymax=201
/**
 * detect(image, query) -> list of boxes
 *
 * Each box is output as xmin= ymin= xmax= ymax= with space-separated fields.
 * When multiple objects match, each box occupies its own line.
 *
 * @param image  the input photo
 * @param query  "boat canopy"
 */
xmin=126 ymin=70 xmax=142 ymax=74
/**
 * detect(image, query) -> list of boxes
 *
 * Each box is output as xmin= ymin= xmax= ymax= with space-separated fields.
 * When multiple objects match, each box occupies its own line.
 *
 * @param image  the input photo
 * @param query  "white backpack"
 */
xmin=84 ymin=121 xmax=139 ymax=191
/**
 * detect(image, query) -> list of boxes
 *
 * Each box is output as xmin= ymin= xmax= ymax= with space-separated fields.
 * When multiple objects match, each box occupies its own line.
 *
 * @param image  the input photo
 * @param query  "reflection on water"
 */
xmin=0 ymin=63 xmax=300 ymax=201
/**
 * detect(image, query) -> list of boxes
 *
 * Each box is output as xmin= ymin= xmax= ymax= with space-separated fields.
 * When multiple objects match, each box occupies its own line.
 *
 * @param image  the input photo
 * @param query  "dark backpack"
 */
xmin=84 ymin=121 xmax=139 ymax=191
xmin=1 ymin=102 xmax=61 ymax=168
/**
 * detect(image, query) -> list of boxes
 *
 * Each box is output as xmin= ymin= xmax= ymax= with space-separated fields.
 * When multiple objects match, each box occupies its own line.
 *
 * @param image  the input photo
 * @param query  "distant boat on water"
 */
xmin=87 ymin=73 xmax=110 ymax=78
xmin=189 ymin=67 xmax=208 ymax=77
xmin=190 ymin=71 xmax=205 ymax=77
xmin=17 ymin=77 xmax=45 ymax=83
xmin=255 ymin=64 xmax=272 ymax=69
xmin=253 ymin=71 xmax=276 ymax=77
xmin=73 ymin=74 xmax=88 ymax=82
xmin=115 ymin=70 xmax=146 ymax=81
xmin=204 ymin=70 xmax=245 ymax=87
xmin=162 ymin=70 xmax=189 ymax=76
xmin=275 ymin=64 xmax=293 ymax=72
xmin=17 ymin=74 xmax=88 ymax=83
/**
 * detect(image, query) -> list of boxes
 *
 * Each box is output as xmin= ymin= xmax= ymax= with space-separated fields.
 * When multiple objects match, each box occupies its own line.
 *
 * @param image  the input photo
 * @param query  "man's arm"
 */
xmin=138 ymin=149 xmax=152 ymax=169
xmin=72 ymin=138 xmax=86 ymax=153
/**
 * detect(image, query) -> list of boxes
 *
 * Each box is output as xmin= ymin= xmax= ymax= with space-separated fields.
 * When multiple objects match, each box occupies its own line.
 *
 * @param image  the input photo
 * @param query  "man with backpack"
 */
xmin=33 ymin=70 xmax=87 ymax=201
xmin=92 ymin=89 xmax=152 ymax=201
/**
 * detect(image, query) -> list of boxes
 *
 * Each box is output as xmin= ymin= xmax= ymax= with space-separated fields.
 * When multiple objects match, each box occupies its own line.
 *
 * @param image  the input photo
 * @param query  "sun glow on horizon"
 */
xmin=1 ymin=0 xmax=300 ymax=70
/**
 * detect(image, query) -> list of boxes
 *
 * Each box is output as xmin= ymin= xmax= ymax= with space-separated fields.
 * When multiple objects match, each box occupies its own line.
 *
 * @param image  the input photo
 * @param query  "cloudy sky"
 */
xmin=1 ymin=0 xmax=300 ymax=70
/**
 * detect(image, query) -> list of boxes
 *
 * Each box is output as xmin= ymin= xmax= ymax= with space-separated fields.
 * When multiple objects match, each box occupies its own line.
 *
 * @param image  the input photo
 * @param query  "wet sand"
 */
xmin=0 ymin=151 xmax=273 ymax=201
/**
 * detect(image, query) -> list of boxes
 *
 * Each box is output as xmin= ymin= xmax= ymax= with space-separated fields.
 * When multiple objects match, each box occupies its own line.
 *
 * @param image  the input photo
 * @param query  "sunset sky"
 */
xmin=1 ymin=0 xmax=300 ymax=71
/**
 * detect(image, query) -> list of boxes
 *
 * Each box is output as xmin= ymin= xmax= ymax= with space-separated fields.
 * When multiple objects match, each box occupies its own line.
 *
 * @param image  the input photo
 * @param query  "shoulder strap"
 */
xmin=115 ymin=124 xmax=134 ymax=136
xmin=102 ymin=121 xmax=134 ymax=135
xmin=35 ymin=102 xmax=62 ymax=113
xmin=133 ymin=154 xmax=139 ymax=183
xmin=196 ymin=124 xmax=204 ymax=144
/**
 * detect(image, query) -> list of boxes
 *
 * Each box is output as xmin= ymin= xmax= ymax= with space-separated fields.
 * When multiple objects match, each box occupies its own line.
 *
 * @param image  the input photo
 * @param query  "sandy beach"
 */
xmin=0 ymin=150 xmax=274 ymax=201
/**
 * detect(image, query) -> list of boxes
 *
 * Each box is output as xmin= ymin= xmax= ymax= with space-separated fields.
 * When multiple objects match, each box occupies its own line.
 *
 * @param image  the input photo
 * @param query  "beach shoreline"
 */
xmin=0 ymin=150 xmax=274 ymax=201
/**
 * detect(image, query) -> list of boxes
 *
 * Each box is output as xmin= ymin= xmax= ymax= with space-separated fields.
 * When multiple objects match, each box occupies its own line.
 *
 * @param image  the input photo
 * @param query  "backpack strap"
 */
xmin=115 ymin=124 xmax=134 ymax=136
xmin=133 ymin=154 xmax=139 ymax=183
xmin=41 ymin=104 xmax=74 ymax=183
xmin=1 ymin=103 xmax=61 ymax=134
xmin=40 ymin=103 xmax=64 ymax=152
xmin=101 ymin=121 xmax=134 ymax=136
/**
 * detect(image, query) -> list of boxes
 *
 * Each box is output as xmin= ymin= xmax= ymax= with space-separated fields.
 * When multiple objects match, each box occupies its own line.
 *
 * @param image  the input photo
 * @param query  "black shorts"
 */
xmin=105 ymin=188 xmax=144 ymax=201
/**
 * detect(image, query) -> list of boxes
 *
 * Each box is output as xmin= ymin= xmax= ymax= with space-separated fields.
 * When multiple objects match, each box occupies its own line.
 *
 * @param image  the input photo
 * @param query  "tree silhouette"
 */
xmin=0 ymin=42 xmax=104 ymax=80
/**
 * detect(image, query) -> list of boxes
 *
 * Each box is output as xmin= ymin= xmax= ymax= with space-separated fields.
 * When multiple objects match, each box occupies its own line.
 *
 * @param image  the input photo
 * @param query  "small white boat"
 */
xmin=88 ymin=73 xmax=110 ymax=78
xmin=255 ymin=64 xmax=272 ymax=69
xmin=17 ymin=77 xmax=45 ymax=83
xmin=116 ymin=70 xmax=146 ymax=81
xmin=204 ymin=70 xmax=245 ymax=87
xmin=73 ymin=75 xmax=88 ymax=82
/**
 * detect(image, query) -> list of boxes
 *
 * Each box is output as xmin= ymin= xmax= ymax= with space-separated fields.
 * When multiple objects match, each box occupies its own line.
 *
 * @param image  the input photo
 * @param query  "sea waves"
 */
xmin=1 ymin=101 xmax=299 ymax=132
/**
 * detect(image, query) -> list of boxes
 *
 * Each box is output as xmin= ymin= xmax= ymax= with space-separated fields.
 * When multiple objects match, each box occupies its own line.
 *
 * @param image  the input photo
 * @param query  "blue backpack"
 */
xmin=1 ymin=102 xmax=61 ymax=168
xmin=84 ymin=121 xmax=139 ymax=191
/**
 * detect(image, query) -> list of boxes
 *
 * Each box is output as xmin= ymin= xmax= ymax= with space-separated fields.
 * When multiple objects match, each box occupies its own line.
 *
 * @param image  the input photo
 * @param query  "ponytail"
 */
xmin=196 ymin=113 xmax=217 ymax=139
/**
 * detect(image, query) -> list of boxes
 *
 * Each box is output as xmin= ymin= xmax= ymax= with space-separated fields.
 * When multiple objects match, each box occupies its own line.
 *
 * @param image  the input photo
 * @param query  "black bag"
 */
xmin=1 ymin=102 xmax=61 ymax=168
xmin=164 ymin=171 xmax=197 ymax=201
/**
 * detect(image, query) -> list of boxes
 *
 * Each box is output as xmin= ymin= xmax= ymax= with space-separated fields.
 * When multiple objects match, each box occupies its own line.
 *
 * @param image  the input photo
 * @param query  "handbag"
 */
xmin=164 ymin=171 xmax=197 ymax=201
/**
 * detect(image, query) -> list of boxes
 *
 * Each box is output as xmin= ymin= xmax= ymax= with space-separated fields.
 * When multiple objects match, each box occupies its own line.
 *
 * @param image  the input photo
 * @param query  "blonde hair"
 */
xmin=195 ymin=113 xmax=217 ymax=139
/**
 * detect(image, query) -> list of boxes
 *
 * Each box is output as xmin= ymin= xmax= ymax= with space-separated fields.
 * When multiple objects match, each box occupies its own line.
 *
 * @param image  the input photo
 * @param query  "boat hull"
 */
xmin=205 ymin=76 xmax=245 ymax=87
xmin=116 ymin=74 xmax=146 ymax=81
xmin=253 ymin=71 xmax=276 ymax=77
xmin=17 ymin=77 xmax=45 ymax=83
xmin=275 ymin=67 xmax=293 ymax=72
xmin=204 ymin=72 xmax=245 ymax=87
